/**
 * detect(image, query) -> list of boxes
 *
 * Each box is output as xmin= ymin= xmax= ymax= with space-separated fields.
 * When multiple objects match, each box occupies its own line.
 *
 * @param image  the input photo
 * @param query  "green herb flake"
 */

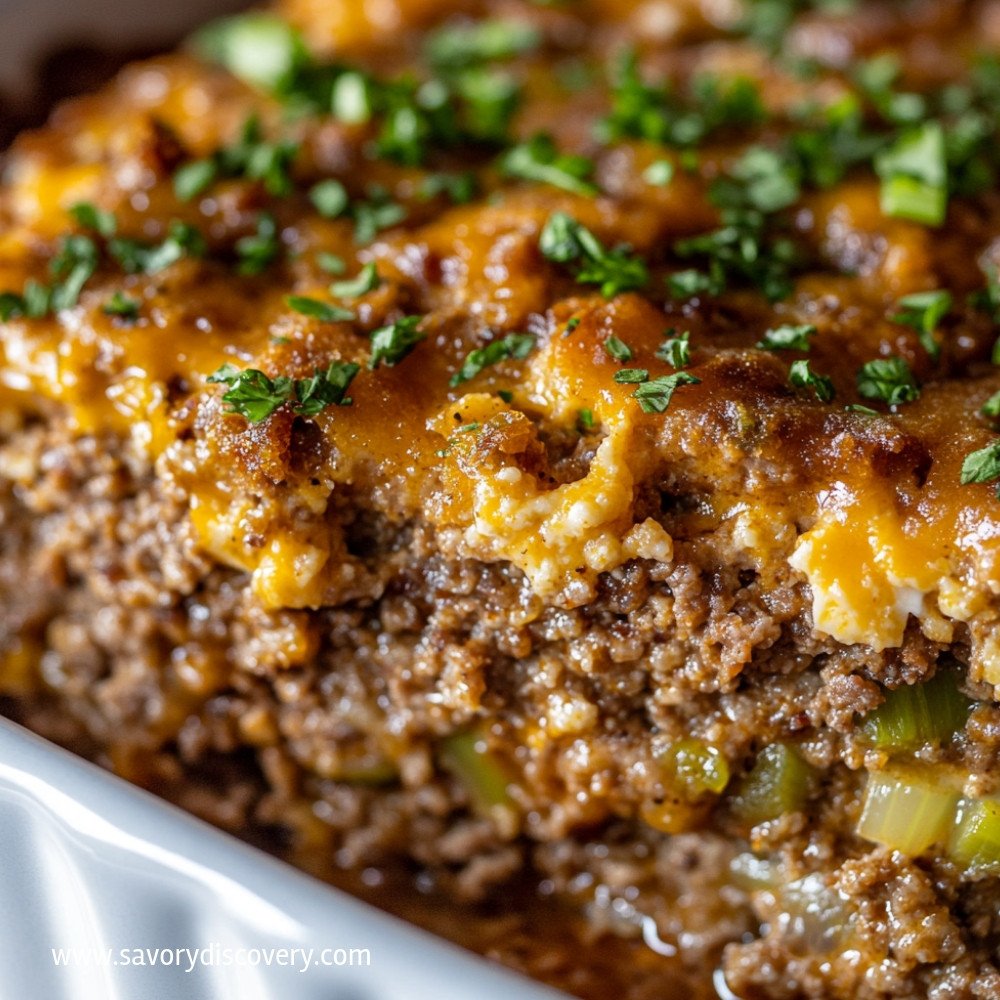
xmin=656 ymin=329 xmax=691 ymax=367
xmin=876 ymin=121 xmax=948 ymax=227
xmin=102 ymin=291 xmax=141 ymax=320
xmin=856 ymin=356 xmax=920 ymax=405
xmin=330 ymin=262 xmax=381 ymax=298
xmin=450 ymin=332 xmax=535 ymax=386
xmin=419 ymin=172 xmax=478 ymax=204
xmin=310 ymin=179 xmax=350 ymax=219
xmin=173 ymin=159 xmax=219 ymax=202
xmin=539 ymin=212 xmax=648 ymax=298
xmin=317 ymin=252 xmax=346 ymax=275
xmin=352 ymin=195 xmax=407 ymax=244
xmin=757 ymin=323 xmax=816 ymax=351
xmin=286 ymin=295 xmax=356 ymax=322
xmin=235 ymin=213 xmax=281 ymax=276
xmin=577 ymin=407 xmax=594 ymax=430
xmin=331 ymin=71 xmax=373 ymax=124
xmin=604 ymin=335 xmax=633 ymax=362
xmin=109 ymin=220 xmax=206 ymax=275
xmin=961 ymin=440 xmax=1000 ymax=486
xmin=425 ymin=19 xmax=541 ymax=70
xmin=69 ymin=202 xmax=117 ymax=238
xmin=981 ymin=390 xmax=1000 ymax=419
xmin=632 ymin=372 xmax=700 ymax=413
xmin=369 ymin=315 xmax=426 ymax=368
xmin=208 ymin=359 xmax=358 ymax=422
xmin=789 ymin=359 xmax=835 ymax=402
xmin=499 ymin=134 xmax=597 ymax=196
xmin=613 ymin=368 xmax=649 ymax=384
xmin=892 ymin=289 xmax=952 ymax=360
xmin=643 ymin=160 xmax=675 ymax=186
xmin=191 ymin=12 xmax=308 ymax=94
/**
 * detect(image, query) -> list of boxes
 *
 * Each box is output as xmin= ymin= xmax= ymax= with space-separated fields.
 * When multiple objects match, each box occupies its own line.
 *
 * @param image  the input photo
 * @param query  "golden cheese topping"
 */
xmin=3 ymin=0 xmax=1000 ymax=684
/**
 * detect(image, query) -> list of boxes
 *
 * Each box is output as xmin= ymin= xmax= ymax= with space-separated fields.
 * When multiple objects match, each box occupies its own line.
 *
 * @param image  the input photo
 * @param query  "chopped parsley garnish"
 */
xmin=632 ymin=372 xmax=701 ymax=412
xmin=656 ymin=329 xmax=691 ymax=367
xmin=208 ymin=359 xmax=359 ymax=423
xmin=672 ymin=209 xmax=797 ymax=302
xmin=613 ymin=368 xmax=649 ymax=383
xmin=981 ymin=390 xmax=1000 ymax=419
xmin=192 ymin=12 xmax=308 ymax=94
xmin=666 ymin=269 xmax=718 ymax=299
xmin=369 ymin=315 xmax=426 ymax=368
xmin=604 ymin=335 xmax=633 ymax=362
xmin=499 ymin=134 xmax=597 ymax=196
xmin=563 ymin=316 xmax=581 ymax=337
xmin=419 ymin=172 xmax=478 ymax=204
xmin=450 ymin=332 xmax=535 ymax=386
xmin=891 ymin=289 xmax=952 ymax=360
xmin=174 ymin=117 xmax=299 ymax=200
xmin=310 ymin=180 xmax=350 ymax=218
xmin=172 ymin=159 xmax=218 ymax=202
xmin=235 ymin=214 xmax=281 ymax=275
xmin=845 ymin=403 xmax=879 ymax=416
xmin=352 ymin=190 xmax=408 ymax=244
xmin=69 ymin=202 xmax=116 ymax=238
xmin=330 ymin=262 xmax=381 ymax=298
xmin=317 ymin=252 xmax=346 ymax=275
xmin=103 ymin=291 xmax=141 ymax=320
xmin=757 ymin=323 xmax=816 ymax=351
xmin=856 ymin=356 xmax=920 ymax=405
xmin=577 ymin=407 xmax=594 ymax=430
xmin=109 ymin=221 xmax=206 ymax=274
xmin=539 ymin=212 xmax=648 ymax=298
xmin=425 ymin=19 xmax=541 ymax=70
xmin=49 ymin=234 xmax=100 ymax=311
xmin=286 ymin=295 xmax=356 ymax=322
xmin=788 ymin=359 xmax=834 ymax=401
xmin=725 ymin=146 xmax=801 ymax=213
xmin=875 ymin=121 xmax=948 ymax=226
xmin=970 ymin=267 xmax=1000 ymax=325
xmin=643 ymin=160 xmax=675 ymax=186
xmin=597 ymin=52 xmax=764 ymax=148
xmin=960 ymin=439 xmax=1000 ymax=489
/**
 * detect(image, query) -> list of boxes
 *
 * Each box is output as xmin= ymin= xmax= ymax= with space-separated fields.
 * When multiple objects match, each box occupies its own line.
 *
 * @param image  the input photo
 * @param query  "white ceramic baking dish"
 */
xmin=0 ymin=2 xmax=565 ymax=996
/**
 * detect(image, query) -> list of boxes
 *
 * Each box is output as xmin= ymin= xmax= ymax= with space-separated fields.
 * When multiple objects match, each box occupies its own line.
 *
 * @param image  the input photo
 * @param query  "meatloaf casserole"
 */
xmin=6 ymin=0 xmax=1000 ymax=996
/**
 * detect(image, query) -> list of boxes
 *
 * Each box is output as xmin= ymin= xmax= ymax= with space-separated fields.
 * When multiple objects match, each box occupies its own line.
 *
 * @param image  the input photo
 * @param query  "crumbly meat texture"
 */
xmin=4 ymin=1 xmax=1000 ymax=998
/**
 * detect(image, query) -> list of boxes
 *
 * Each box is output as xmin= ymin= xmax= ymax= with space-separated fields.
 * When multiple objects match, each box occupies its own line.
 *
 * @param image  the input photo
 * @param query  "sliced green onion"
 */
xmin=731 ymin=742 xmax=814 ymax=826
xmin=860 ymin=670 xmax=970 ymax=750
xmin=857 ymin=767 xmax=958 ymax=855
xmin=950 ymin=798 xmax=1000 ymax=870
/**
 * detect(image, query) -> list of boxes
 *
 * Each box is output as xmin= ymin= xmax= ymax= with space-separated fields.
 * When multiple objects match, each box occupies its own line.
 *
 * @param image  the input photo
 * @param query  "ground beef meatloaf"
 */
xmin=6 ymin=0 xmax=1000 ymax=996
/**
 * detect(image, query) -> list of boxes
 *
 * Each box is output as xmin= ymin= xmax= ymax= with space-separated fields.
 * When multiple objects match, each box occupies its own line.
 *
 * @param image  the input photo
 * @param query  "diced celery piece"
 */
xmin=731 ymin=743 xmax=814 ymax=826
xmin=662 ymin=738 xmax=730 ymax=797
xmin=642 ymin=738 xmax=730 ymax=834
xmin=335 ymin=757 xmax=399 ymax=787
xmin=441 ymin=730 xmax=516 ymax=834
xmin=192 ymin=13 xmax=308 ymax=94
xmin=857 ymin=767 xmax=958 ymax=856
xmin=950 ymin=798 xmax=1000 ymax=870
xmin=861 ymin=670 xmax=970 ymax=750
